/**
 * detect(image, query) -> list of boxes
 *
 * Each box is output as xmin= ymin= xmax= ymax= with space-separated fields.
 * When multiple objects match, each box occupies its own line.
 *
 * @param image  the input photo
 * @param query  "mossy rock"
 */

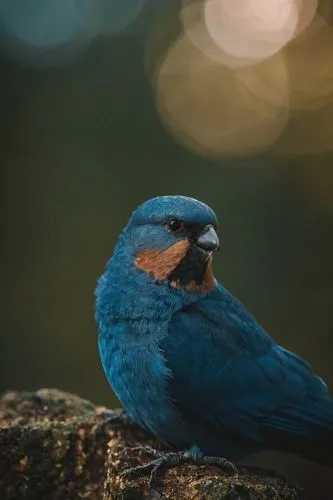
xmin=0 ymin=389 xmax=300 ymax=499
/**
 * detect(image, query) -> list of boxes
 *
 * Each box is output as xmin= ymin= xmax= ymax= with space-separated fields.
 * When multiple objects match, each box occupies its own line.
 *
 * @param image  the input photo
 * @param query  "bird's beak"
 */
xmin=196 ymin=225 xmax=220 ymax=252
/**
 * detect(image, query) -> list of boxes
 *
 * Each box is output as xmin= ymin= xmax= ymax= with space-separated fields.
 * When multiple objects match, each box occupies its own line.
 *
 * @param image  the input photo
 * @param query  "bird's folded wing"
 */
xmin=164 ymin=285 xmax=333 ymax=445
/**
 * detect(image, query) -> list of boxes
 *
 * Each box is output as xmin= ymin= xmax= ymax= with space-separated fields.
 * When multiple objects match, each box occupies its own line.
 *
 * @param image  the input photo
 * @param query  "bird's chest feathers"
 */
xmin=96 ymin=263 xmax=203 ymax=437
xmin=98 ymin=316 xmax=181 ymax=436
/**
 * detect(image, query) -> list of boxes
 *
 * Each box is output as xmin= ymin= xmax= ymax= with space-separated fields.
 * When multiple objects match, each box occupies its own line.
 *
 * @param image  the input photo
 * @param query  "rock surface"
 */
xmin=0 ymin=389 xmax=301 ymax=499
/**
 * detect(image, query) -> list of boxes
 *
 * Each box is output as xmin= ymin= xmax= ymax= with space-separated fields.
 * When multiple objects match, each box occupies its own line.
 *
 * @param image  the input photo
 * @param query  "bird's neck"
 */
xmin=95 ymin=237 xmax=206 ymax=334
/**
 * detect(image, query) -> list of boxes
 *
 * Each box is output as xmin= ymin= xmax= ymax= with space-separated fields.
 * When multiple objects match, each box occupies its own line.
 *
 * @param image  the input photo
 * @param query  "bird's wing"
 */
xmin=164 ymin=284 xmax=333 ymax=445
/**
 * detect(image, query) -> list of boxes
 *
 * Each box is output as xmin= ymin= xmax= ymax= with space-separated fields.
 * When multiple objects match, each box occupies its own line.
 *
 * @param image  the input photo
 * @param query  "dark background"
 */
xmin=1 ymin=1 xmax=332 ymax=496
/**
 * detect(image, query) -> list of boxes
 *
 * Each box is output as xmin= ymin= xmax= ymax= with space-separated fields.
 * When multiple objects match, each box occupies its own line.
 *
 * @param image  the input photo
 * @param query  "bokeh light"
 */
xmin=295 ymin=0 xmax=319 ymax=35
xmin=0 ymin=0 xmax=146 ymax=66
xmin=1 ymin=0 xmax=93 ymax=48
xmin=285 ymin=16 xmax=333 ymax=111
xmin=181 ymin=0 xmax=318 ymax=68
xmin=149 ymin=0 xmax=333 ymax=157
xmin=155 ymin=33 xmax=289 ymax=157
xmin=203 ymin=0 xmax=298 ymax=63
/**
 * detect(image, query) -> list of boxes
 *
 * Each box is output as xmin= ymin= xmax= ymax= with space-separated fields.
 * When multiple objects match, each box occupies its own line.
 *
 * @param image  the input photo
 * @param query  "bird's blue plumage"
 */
xmin=131 ymin=195 xmax=218 ymax=227
xmin=96 ymin=195 xmax=333 ymax=466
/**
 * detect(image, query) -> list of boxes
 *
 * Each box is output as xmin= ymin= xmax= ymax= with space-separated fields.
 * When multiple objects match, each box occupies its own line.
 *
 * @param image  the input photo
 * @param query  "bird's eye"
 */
xmin=167 ymin=218 xmax=183 ymax=232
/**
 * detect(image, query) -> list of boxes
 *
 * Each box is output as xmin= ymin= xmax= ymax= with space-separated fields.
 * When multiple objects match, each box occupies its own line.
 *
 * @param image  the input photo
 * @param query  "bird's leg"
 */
xmin=100 ymin=409 xmax=135 ymax=428
xmin=121 ymin=445 xmax=238 ymax=489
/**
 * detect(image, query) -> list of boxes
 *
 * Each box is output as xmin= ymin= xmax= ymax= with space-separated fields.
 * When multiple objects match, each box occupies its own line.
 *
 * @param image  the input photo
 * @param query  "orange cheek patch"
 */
xmin=135 ymin=240 xmax=190 ymax=281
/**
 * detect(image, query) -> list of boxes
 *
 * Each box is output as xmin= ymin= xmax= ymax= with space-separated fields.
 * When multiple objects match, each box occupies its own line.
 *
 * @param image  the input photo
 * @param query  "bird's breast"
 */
xmin=98 ymin=318 xmax=188 ymax=442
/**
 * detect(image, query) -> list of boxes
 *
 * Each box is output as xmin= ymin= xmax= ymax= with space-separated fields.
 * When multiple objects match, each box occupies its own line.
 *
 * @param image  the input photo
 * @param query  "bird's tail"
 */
xmin=264 ymin=397 xmax=333 ymax=467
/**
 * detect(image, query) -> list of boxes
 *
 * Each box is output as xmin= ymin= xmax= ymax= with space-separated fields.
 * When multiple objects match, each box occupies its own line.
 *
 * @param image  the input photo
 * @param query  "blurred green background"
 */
xmin=0 ymin=0 xmax=333 ymax=494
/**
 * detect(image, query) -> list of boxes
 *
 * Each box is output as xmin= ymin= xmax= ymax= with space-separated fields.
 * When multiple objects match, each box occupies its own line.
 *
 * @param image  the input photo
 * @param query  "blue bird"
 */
xmin=95 ymin=195 xmax=333 ymax=484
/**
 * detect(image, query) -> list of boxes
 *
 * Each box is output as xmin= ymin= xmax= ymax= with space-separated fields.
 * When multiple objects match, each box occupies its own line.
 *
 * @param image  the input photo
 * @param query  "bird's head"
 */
xmin=116 ymin=196 xmax=219 ymax=293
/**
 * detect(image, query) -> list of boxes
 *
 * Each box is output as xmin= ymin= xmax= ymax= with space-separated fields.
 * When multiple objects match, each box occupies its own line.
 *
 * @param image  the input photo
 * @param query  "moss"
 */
xmin=197 ymin=479 xmax=230 ymax=498
xmin=0 ymin=389 xmax=300 ymax=500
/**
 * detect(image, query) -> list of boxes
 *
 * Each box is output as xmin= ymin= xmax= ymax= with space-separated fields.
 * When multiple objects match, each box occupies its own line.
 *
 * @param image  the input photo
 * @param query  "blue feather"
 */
xmin=96 ymin=196 xmax=333 ymax=466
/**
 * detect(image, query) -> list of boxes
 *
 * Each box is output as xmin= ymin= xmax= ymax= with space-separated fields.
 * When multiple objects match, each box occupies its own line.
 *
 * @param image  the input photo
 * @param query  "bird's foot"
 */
xmin=121 ymin=445 xmax=238 ymax=489
xmin=100 ymin=409 xmax=134 ymax=429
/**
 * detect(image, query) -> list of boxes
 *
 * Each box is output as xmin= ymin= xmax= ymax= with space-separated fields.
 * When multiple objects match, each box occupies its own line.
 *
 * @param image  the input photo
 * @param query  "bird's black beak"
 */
xmin=196 ymin=225 xmax=220 ymax=252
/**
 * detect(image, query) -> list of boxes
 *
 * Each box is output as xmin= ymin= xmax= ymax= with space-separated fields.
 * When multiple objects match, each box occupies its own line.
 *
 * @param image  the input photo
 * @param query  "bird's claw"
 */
xmin=202 ymin=455 xmax=239 ymax=479
xmin=120 ymin=446 xmax=167 ymax=488
xmin=120 ymin=447 xmax=238 ymax=489
xmin=121 ymin=460 xmax=164 ymax=489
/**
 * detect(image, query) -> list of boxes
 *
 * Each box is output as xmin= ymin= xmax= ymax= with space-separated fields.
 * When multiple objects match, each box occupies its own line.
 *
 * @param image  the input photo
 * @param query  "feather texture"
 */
xmin=96 ymin=196 xmax=333 ymax=466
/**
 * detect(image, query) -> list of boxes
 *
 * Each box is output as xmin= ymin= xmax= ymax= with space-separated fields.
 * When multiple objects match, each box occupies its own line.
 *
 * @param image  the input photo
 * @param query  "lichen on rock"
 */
xmin=0 ymin=389 xmax=300 ymax=499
